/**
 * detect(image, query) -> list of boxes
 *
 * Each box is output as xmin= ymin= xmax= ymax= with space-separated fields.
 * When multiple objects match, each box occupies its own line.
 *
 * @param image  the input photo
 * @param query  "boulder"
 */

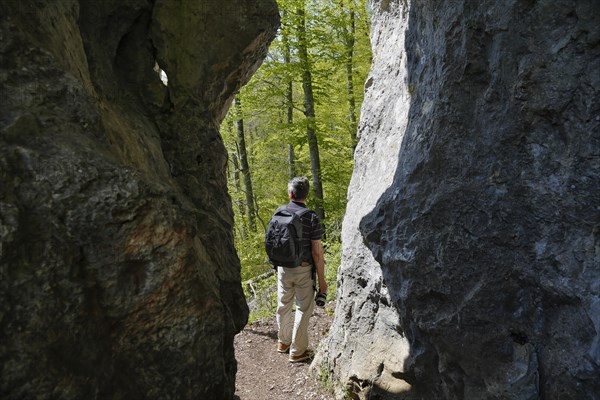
xmin=0 ymin=1 xmax=278 ymax=399
xmin=315 ymin=0 xmax=600 ymax=398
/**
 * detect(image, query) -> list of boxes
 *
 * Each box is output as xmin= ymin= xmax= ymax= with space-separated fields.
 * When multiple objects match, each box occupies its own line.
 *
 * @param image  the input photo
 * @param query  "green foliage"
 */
xmin=236 ymin=231 xmax=272 ymax=281
xmin=221 ymin=0 xmax=371 ymax=315
xmin=244 ymin=274 xmax=278 ymax=324
xmin=323 ymin=227 xmax=342 ymax=296
xmin=317 ymin=362 xmax=336 ymax=395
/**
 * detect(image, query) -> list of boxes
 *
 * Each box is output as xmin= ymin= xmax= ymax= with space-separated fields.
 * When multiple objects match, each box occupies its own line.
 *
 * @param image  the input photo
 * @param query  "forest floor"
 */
xmin=234 ymin=302 xmax=336 ymax=400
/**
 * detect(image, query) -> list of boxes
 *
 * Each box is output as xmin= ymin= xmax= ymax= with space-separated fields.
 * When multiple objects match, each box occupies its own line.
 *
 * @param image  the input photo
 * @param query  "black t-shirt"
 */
xmin=284 ymin=201 xmax=322 ymax=265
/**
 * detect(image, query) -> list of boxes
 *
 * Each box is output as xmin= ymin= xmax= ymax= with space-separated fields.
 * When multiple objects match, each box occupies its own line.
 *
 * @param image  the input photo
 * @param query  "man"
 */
xmin=274 ymin=176 xmax=327 ymax=363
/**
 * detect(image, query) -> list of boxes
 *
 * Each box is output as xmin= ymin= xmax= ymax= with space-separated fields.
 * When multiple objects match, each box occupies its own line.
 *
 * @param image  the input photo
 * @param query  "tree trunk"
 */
xmin=230 ymin=148 xmax=247 ymax=239
xmin=296 ymin=6 xmax=325 ymax=222
xmin=227 ymin=118 xmax=247 ymax=235
xmin=345 ymin=6 xmax=358 ymax=152
xmin=287 ymin=144 xmax=296 ymax=180
xmin=234 ymin=95 xmax=257 ymax=232
xmin=283 ymin=10 xmax=296 ymax=180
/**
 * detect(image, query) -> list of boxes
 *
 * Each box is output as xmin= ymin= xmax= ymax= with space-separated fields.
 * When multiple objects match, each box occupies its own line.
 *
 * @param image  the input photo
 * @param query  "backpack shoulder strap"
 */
xmin=283 ymin=205 xmax=311 ymax=218
xmin=272 ymin=205 xmax=290 ymax=216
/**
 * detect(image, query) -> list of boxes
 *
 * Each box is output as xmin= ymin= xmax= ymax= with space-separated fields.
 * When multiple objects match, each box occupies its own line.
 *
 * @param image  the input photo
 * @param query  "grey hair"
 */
xmin=288 ymin=176 xmax=310 ymax=200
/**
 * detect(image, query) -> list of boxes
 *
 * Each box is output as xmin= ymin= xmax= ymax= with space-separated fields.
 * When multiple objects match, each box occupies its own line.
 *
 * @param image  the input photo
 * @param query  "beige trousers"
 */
xmin=276 ymin=265 xmax=315 ymax=356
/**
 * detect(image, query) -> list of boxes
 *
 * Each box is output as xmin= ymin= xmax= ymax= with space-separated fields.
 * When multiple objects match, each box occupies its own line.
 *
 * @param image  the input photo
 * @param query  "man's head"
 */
xmin=288 ymin=176 xmax=310 ymax=201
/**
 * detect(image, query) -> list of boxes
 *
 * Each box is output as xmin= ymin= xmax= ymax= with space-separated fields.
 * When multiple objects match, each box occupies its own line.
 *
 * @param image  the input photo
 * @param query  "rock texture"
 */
xmin=315 ymin=0 xmax=600 ymax=399
xmin=0 ymin=1 xmax=278 ymax=399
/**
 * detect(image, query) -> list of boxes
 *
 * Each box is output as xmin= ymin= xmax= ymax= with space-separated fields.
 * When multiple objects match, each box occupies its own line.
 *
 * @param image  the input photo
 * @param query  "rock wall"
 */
xmin=0 ymin=1 xmax=278 ymax=399
xmin=315 ymin=0 xmax=600 ymax=399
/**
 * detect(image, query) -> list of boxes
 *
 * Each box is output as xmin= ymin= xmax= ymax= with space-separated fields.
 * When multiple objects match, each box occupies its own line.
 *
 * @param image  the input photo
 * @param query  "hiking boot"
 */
xmin=277 ymin=342 xmax=290 ymax=353
xmin=289 ymin=350 xmax=313 ymax=363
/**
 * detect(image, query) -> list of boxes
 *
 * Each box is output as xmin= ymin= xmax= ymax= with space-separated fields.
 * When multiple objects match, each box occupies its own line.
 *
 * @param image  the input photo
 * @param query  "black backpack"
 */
xmin=265 ymin=206 xmax=310 ymax=268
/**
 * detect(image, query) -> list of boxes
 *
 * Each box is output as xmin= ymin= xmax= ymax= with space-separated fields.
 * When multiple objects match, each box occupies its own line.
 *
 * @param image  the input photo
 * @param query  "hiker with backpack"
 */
xmin=265 ymin=176 xmax=327 ymax=363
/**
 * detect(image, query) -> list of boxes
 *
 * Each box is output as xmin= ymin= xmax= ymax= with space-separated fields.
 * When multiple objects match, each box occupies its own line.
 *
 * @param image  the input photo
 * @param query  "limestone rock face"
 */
xmin=0 ymin=1 xmax=278 ymax=399
xmin=316 ymin=0 xmax=600 ymax=398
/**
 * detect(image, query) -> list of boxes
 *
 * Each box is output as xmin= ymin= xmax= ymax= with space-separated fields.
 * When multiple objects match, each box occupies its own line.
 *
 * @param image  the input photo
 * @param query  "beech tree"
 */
xmin=341 ymin=0 xmax=358 ymax=151
xmin=234 ymin=96 xmax=257 ymax=232
xmin=282 ymin=10 xmax=297 ymax=180
xmin=296 ymin=4 xmax=325 ymax=222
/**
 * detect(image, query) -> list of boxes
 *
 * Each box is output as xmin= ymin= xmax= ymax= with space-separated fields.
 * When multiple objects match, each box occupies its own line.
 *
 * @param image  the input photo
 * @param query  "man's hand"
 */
xmin=311 ymin=239 xmax=328 ymax=294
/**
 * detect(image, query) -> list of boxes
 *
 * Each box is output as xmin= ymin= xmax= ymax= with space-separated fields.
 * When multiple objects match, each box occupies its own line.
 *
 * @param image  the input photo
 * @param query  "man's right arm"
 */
xmin=311 ymin=239 xmax=327 ymax=295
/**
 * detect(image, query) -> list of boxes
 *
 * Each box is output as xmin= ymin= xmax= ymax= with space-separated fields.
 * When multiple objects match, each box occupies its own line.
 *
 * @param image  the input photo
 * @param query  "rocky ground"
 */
xmin=234 ymin=303 xmax=335 ymax=400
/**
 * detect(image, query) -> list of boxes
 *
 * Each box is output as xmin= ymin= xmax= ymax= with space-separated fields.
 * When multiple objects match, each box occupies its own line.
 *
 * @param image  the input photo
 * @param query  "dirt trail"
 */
xmin=234 ymin=304 xmax=335 ymax=400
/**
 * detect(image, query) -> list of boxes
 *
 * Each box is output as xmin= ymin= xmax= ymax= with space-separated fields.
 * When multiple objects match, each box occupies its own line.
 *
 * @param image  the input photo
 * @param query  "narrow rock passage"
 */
xmin=234 ymin=304 xmax=335 ymax=400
